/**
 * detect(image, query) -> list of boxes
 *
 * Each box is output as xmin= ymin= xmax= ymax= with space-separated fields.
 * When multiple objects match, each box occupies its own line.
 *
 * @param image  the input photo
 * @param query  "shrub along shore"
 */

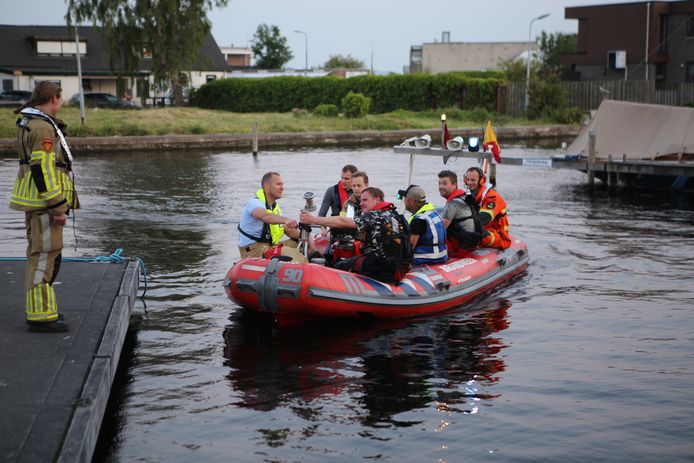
xmin=0 ymin=106 xmax=578 ymax=155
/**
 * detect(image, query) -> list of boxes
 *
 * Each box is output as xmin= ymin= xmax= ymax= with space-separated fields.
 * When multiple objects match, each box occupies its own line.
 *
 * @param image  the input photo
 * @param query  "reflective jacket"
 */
xmin=237 ymin=189 xmax=285 ymax=245
xmin=10 ymin=108 xmax=77 ymax=214
xmin=474 ymin=180 xmax=511 ymax=250
xmin=408 ymin=202 xmax=447 ymax=265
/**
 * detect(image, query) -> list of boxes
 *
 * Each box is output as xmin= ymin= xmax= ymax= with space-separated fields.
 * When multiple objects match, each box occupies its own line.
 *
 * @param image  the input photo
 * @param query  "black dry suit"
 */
xmin=339 ymin=202 xmax=412 ymax=283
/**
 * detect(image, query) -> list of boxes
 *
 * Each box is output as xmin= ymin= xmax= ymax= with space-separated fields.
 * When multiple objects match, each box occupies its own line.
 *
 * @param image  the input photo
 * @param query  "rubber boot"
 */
xmin=27 ymin=318 xmax=69 ymax=333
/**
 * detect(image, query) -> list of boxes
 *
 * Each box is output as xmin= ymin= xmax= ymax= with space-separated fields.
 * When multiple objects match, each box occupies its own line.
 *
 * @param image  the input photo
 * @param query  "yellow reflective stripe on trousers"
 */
xmin=26 ymin=283 xmax=58 ymax=321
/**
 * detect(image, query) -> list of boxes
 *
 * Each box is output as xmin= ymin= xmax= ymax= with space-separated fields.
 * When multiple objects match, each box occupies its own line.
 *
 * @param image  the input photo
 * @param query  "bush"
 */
xmin=341 ymin=92 xmax=371 ymax=118
xmin=192 ymin=73 xmax=503 ymax=113
xmin=313 ymin=103 xmax=339 ymax=117
xmin=527 ymin=75 xmax=568 ymax=120
xmin=547 ymin=107 xmax=584 ymax=124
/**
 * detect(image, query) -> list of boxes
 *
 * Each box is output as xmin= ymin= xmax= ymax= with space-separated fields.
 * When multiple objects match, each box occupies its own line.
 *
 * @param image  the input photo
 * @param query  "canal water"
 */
xmin=1 ymin=145 xmax=693 ymax=462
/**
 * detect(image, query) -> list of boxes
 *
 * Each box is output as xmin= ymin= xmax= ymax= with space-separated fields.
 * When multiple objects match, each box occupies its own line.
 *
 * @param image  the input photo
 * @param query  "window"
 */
xmin=206 ymin=75 xmax=217 ymax=82
xmin=2 ymin=79 xmax=13 ymax=91
xmin=656 ymin=63 xmax=666 ymax=83
xmin=688 ymin=14 xmax=694 ymax=38
xmin=685 ymin=62 xmax=694 ymax=83
xmin=36 ymin=40 xmax=86 ymax=56
xmin=659 ymin=15 xmax=668 ymax=52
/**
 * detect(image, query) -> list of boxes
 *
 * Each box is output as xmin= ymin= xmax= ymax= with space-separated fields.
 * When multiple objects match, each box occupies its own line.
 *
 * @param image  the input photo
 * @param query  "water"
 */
xmin=1 ymin=145 xmax=693 ymax=462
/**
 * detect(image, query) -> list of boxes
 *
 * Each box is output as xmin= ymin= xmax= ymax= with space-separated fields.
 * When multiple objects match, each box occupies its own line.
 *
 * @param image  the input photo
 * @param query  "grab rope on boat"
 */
xmin=0 ymin=248 xmax=148 ymax=301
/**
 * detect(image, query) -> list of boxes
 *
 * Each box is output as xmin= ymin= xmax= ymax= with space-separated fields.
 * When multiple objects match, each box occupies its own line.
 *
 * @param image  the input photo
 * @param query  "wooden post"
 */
xmin=490 ymin=155 xmax=497 ymax=187
xmin=252 ymin=122 xmax=258 ymax=156
xmin=607 ymin=154 xmax=614 ymax=187
xmin=587 ymin=129 xmax=596 ymax=186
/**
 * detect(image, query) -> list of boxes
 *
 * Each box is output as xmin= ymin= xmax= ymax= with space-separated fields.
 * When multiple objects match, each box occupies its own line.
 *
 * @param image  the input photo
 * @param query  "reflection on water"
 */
xmin=2 ymin=145 xmax=694 ymax=462
xmin=224 ymin=300 xmax=510 ymax=422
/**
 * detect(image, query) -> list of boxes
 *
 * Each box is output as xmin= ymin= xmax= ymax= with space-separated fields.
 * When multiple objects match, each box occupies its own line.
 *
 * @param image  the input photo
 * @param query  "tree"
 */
xmin=538 ymin=31 xmax=577 ymax=76
xmin=324 ymin=54 xmax=365 ymax=69
xmin=499 ymin=58 xmax=539 ymax=83
xmin=67 ymin=0 xmax=228 ymax=105
xmin=251 ymin=24 xmax=293 ymax=70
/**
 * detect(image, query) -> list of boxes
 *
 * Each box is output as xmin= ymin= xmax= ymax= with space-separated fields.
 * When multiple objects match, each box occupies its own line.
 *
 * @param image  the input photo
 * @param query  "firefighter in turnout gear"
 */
xmin=10 ymin=81 xmax=78 ymax=333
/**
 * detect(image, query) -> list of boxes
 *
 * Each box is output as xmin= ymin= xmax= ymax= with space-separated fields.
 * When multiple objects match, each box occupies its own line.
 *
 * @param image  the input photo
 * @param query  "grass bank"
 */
xmin=0 ymin=106 xmax=541 ymax=139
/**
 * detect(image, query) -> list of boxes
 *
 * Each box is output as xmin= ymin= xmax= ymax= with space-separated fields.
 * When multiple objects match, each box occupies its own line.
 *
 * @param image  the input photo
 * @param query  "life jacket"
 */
xmin=445 ymin=189 xmax=483 ymax=250
xmin=10 ymin=108 xmax=77 ymax=212
xmin=331 ymin=183 xmax=350 ymax=216
xmin=473 ymin=178 xmax=511 ymax=250
xmin=237 ymin=189 xmax=284 ymax=245
xmin=407 ymin=202 xmax=447 ymax=265
xmin=340 ymin=192 xmax=361 ymax=219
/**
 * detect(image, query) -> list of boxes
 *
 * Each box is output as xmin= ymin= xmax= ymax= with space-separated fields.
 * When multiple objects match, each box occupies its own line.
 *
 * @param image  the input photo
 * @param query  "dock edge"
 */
xmin=57 ymin=260 xmax=141 ymax=463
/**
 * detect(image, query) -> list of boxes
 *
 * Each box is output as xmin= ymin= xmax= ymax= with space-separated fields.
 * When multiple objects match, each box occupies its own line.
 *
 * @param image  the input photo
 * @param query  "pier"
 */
xmin=394 ymin=146 xmax=694 ymax=190
xmin=0 ymin=259 xmax=140 ymax=463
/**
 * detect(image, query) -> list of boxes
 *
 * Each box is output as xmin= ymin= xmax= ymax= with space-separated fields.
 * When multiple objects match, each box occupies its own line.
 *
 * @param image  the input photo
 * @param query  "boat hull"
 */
xmin=224 ymin=238 xmax=529 ymax=322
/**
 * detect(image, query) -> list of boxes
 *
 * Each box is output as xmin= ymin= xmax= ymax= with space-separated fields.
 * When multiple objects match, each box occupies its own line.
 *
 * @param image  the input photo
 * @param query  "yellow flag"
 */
xmin=483 ymin=120 xmax=501 ymax=163
xmin=483 ymin=120 xmax=497 ymax=146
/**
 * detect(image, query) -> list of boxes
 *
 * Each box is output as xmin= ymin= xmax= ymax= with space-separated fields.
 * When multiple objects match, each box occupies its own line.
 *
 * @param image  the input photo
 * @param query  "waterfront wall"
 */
xmin=0 ymin=125 xmax=578 ymax=155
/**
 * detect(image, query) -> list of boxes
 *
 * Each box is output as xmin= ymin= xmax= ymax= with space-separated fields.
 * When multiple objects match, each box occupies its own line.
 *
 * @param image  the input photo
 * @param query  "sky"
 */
xmin=4 ymin=0 xmax=639 ymax=73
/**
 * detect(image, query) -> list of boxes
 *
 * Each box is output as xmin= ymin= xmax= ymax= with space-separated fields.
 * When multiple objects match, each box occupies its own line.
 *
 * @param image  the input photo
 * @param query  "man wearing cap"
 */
xmin=237 ymin=171 xmax=307 ymax=262
xmin=464 ymin=167 xmax=511 ymax=250
xmin=400 ymin=184 xmax=447 ymax=265
xmin=437 ymin=170 xmax=483 ymax=257
xmin=318 ymin=164 xmax=358 ymax=217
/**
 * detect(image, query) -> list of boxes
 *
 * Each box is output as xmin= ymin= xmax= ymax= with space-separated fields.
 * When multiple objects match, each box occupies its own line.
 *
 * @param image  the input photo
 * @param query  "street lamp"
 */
xmin=525 ymin=13 xmax=550 ymax=114
xmin=294 ymin=30 xmax=308 ymax=76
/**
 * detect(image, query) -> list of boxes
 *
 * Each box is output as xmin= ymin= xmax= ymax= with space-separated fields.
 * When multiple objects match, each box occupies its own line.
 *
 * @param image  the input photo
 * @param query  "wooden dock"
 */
xmin=0 ymin=259 xmax=140 ymax=463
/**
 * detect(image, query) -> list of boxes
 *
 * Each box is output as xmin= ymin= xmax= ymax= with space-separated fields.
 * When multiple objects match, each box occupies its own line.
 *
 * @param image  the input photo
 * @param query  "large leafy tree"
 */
xmin=538 ymin=31 xmax=577 ymax=76
xmin=67 ymin=0 xmax=228 ymax=105
xmin=324 ymin=54 xmax=364 ymax=69
xmin=251 ymin=24 xmax=293 ymax=70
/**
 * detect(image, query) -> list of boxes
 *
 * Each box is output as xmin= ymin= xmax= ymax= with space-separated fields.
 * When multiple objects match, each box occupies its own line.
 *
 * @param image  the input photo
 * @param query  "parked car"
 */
xmin=69 ymin=92 xmax=140 ymax=109
xmin=0 ymin=90 xmax=32 ymax=107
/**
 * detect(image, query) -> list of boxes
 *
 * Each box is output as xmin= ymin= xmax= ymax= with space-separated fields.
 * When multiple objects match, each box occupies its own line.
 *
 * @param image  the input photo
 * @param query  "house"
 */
xmin=408 ymin=32 xmax=533 ymax=74
xmin=0 ymin=24 xmax=228 ymax=104
xmin=559 ymin=1 xmax=694 ymax=85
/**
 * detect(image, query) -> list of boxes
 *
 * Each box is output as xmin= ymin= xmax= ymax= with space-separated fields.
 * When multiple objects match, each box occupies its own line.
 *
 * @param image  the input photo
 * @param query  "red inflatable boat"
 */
xmin=224 ymin=237 xmax=529 ymax=325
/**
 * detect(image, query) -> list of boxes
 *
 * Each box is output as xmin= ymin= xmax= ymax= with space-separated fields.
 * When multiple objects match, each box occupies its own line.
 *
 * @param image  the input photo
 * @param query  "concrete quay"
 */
xmin=0 ymin=125 xmax=578 ymax=155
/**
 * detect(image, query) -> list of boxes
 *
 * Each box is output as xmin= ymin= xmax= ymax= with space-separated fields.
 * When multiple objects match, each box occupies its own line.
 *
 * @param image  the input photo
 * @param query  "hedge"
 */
xmin=192 ymin=73 xmax=504 ymax=113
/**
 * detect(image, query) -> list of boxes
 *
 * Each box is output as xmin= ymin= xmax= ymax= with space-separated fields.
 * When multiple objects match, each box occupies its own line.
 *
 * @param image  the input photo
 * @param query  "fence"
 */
xmin=504 ymin=80 xmax=694 ymax=117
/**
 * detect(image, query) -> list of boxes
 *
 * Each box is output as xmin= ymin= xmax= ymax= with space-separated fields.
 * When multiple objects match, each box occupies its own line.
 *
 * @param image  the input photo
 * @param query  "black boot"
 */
xmin=27 ymin=318 xmax=69 ymax=333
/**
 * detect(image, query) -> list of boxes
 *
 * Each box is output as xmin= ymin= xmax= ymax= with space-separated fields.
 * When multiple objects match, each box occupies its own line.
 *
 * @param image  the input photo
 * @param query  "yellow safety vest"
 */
xmin=407 ymin=202 xmax=436 ymax=224
xmin=255 ymin=189 xmax=285 ymax=245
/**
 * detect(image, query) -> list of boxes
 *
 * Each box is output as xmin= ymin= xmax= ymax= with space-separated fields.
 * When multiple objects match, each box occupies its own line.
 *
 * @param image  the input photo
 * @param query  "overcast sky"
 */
xmin=4 ymin=0 xmax=639 ymax=73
